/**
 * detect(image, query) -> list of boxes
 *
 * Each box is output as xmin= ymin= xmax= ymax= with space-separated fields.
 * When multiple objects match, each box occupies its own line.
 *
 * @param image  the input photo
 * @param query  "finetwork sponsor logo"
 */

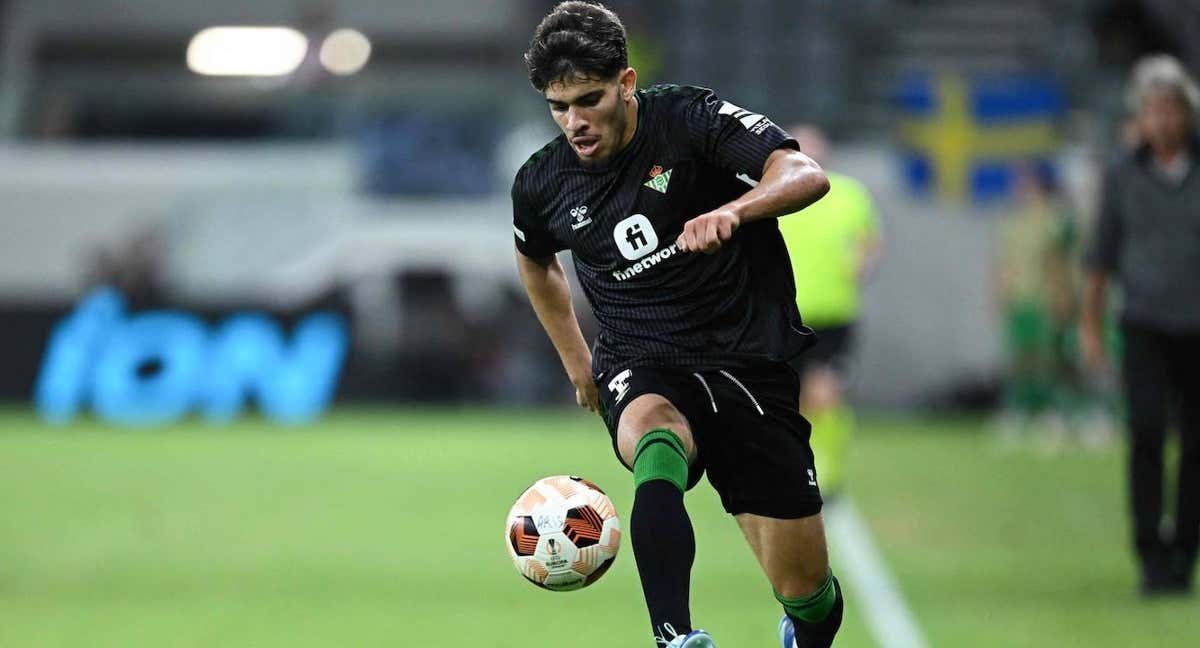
xmin=611 ymin=242 xmax=681 ymax=281
xmin=613 ymin=214 xmax=659 ymax=260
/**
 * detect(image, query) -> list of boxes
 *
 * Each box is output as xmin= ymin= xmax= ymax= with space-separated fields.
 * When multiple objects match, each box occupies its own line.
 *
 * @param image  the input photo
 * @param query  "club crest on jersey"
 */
xmin=643 ymin=165 xmax=673 ymax=194
xmin=570 ymin=205 xmax=592 ymax=230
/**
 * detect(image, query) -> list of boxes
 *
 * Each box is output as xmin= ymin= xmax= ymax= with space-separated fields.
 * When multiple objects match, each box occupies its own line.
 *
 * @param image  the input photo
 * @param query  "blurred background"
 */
xmin=2 ymin=1 xmax=1199 ymax=646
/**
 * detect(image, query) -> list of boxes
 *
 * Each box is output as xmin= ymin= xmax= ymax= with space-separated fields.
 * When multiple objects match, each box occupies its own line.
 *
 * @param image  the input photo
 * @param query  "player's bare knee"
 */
xmin=616 ymin=394 xmax=696 ymax=467
xmin=616 ymin=424 xmax=695 ymax=467
xmin=775 ymin=560 xmax=832 ymax=599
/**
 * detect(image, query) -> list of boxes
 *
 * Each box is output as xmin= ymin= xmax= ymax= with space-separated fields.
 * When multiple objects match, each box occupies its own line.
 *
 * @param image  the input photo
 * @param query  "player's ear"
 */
xmin=619 ymin=67 xmax=637 ymax=101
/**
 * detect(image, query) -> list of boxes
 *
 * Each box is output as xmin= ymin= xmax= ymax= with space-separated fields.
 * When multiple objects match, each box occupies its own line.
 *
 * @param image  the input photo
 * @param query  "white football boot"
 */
xmin=778 ymin=615 xmax=797 ymax=648
xmin=663 ymin=629 xmax=716 ymax=647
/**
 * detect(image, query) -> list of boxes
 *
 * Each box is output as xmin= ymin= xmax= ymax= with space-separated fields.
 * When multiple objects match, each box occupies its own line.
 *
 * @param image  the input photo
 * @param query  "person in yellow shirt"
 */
xmin=779 ymin=125 xmax=882 ymax=498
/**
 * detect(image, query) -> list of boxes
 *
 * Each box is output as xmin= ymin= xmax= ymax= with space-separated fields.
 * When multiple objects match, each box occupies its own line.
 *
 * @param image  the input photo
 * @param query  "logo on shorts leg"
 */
xmin=608 ymin=369 xmax=633 ymax=404
xmin=807 ymin=469 xmax=818 ymax=487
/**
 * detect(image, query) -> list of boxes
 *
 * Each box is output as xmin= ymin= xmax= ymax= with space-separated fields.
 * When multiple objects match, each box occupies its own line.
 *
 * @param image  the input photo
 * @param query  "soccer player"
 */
xmin=777 ymin=125 xmax=881 ymax=498
xmin=512 ymin=3 xmax=840 ymax=646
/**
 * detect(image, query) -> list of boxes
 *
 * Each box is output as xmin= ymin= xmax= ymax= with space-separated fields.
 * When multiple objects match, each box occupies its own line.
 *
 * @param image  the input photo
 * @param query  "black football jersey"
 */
xmin=512 ymin=84 xmax=812 ymax=376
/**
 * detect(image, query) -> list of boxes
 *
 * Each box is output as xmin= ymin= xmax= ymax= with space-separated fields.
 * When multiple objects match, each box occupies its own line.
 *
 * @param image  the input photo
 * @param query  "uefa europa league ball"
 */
xmin=505 ymin=475 xmax=621 ymax=591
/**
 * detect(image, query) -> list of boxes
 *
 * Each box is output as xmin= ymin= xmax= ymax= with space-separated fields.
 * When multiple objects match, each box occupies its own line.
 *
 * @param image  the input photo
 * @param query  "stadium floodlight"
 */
xmin=319 ymin=28 xmax=372 ymax=76
xmin=187 ymin=27 xmax=309 ymax=77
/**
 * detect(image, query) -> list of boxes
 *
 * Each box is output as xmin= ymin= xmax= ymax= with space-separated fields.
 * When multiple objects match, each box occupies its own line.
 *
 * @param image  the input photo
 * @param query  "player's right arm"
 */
xmin=514 ymin=249 xmax=599 ymax=412
xmin=673 ymin=88 xmax=828 ymax=254
xmin=511 ymin=169 xmax=598 ymax=412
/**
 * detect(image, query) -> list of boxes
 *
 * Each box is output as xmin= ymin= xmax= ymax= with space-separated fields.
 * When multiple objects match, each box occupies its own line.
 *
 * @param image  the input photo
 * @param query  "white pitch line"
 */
xmin=827 ymin=499 xmax=929 ymax=648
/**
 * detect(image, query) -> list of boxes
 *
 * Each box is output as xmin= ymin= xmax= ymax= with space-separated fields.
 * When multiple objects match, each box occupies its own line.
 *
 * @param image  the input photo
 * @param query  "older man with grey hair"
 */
xmin=1083 ymin=54 xmax=1200 ymax=597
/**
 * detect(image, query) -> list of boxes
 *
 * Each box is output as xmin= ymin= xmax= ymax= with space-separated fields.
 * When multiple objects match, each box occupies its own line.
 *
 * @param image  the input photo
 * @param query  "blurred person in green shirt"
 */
xmin=778 ymin=126 xmax=882 ymax=499
xmin=992 ymin=164 xmax=1090 ymax=450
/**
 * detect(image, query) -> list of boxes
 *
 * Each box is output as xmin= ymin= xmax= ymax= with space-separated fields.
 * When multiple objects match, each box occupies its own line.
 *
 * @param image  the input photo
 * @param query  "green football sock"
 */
xmin=630 ymin=428 xmax=695 ymax=640
xmin=776 ymin=570 xmax=838 ymax=623
xmin=632 ymin=428 xmax=689 ymax=493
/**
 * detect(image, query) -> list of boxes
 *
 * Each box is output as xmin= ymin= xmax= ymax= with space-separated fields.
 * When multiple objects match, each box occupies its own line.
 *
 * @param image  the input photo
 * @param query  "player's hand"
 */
xmin=676 ymin=209 xmax=740 ymax=254
xmin=570 ymin=372 xmax=600 ymax=413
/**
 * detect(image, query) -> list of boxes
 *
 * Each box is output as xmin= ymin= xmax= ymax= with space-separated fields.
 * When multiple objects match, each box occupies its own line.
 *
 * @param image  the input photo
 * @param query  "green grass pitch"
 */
xmin=0 ymin=408 xmax=1197 ymax=647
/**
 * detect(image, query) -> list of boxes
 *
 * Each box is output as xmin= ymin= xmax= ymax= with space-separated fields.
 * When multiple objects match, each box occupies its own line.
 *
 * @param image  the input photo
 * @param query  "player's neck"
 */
xmin=615 ymin=94 xmax=640 ymax=155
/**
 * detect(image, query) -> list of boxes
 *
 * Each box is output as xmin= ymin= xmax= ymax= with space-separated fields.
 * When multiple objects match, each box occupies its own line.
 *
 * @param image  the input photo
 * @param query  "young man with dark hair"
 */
xmin=513 ymin=3 xmax=839 ymax=646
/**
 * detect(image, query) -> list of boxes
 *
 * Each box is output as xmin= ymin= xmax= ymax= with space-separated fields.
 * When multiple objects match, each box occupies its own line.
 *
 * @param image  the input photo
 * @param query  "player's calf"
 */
xmin=618 ymin=395 xmax=700 ymax=644
xmin=738 ymin=513 xmax=841 ymax=648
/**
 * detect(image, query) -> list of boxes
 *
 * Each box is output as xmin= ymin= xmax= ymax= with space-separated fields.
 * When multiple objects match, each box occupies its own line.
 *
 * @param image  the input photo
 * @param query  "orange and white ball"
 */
xmin=505 ymin=475 xmax=621 ymax=592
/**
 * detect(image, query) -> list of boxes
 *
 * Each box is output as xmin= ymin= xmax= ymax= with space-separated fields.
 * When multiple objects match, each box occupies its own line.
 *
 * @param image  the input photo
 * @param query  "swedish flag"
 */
xmin=897 ymin=73 xmax=1065 ymax=202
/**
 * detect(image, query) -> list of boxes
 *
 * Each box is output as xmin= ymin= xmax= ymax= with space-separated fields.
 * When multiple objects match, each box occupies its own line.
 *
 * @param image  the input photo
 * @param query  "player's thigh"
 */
xmin=616 ymin=393 xmax=698 ymax=468
xmin=701 ymin=363 xmax=822 ymax=514
xmin=736 ymin=511 xmax=830 ymax=598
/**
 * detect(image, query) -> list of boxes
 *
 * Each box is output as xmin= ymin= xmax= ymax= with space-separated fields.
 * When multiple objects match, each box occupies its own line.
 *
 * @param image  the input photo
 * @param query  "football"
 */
xmin=505 ymin=475 xmax=622 ymax=592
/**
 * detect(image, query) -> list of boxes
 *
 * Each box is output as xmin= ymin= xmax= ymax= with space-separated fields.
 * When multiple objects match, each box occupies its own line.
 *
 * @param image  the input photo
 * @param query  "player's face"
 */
xmin=545 ymin=69 xmax=637 ymax=163
xmin=1137 ymin=88 xmax=1192 ymax=153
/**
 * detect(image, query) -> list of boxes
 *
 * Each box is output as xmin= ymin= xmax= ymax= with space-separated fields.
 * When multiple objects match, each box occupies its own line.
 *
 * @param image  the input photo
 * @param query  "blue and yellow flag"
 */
xmin=897 ymin=73 xmax=1065 ymax=203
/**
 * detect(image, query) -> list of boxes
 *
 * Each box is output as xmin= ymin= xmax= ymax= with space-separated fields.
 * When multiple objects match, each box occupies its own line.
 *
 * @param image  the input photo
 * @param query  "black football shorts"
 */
xmin=596 ymin=361 xmax=823 ymax=519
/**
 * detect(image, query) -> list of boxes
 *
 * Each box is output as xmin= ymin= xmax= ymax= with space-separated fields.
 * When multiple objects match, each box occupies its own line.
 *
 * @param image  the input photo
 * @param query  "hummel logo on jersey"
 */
xmin=807 ymin=469 xmax=818 ymax=486
xmin=643 ymin=165 xmax=673 ymax=194
xmin=569 ymin=205 xmax=592 ymax=230
xmin=608 ymin=369 xmax=632 ymax=404
xmin=718 ymin=101 xmax=773 ymax=134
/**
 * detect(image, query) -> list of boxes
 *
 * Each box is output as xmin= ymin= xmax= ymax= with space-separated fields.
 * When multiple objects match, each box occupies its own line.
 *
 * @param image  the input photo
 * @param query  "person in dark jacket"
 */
xmin=1082 ymin=54 xmax=1200 ymax=596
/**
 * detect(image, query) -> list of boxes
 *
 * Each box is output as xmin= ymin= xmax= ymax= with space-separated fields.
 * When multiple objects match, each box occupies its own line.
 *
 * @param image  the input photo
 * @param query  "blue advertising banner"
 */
xmin=36 ymin=287 xmax=348 ymax=425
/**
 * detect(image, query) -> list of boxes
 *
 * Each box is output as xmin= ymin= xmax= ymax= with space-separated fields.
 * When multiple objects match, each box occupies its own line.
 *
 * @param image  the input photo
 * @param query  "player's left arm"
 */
xmin=676 ymin=147 xmax=829 ymax=254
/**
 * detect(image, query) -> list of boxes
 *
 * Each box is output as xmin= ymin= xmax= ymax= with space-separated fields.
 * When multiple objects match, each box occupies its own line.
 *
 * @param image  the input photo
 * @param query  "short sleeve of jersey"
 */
xmin=511 ymin=169 xmax=564 ymax=259
xmin=682 ymin=88 xmax=799 ymax=181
